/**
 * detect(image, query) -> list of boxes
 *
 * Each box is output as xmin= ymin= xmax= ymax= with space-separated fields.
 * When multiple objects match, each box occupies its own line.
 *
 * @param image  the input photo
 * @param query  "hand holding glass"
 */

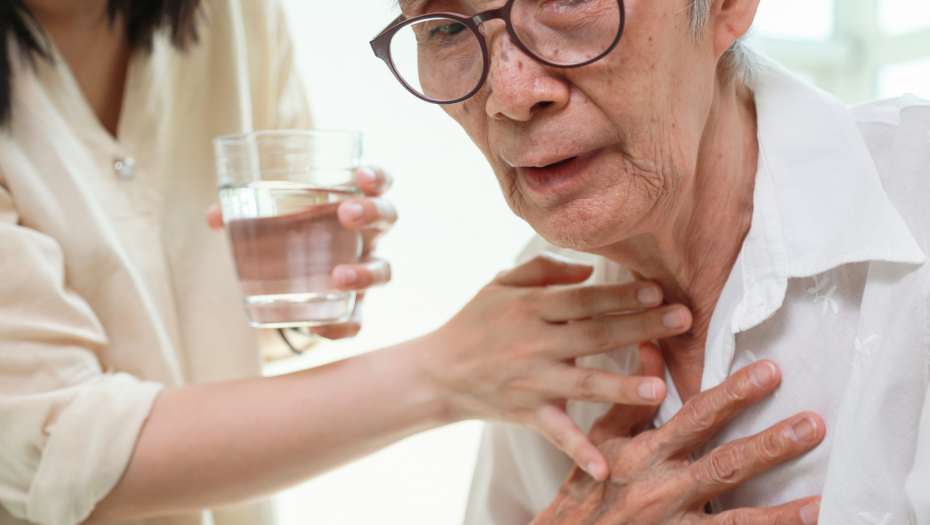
xmin=214 ymin=130 xmax=364 ymax=328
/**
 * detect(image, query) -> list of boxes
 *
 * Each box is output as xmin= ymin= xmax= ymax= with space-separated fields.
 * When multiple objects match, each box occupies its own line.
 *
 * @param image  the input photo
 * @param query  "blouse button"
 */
xmin=114 ymin=157 xmax=136 ymax=179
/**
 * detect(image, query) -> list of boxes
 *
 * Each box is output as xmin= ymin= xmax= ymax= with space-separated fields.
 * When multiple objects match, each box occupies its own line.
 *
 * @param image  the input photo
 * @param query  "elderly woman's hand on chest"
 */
xmin=532 ymin=351 xmax=824 ymax=525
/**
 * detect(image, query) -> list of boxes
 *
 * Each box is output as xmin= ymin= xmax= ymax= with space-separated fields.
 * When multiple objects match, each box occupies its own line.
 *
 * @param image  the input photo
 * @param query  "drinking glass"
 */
xmin=214 ymin=130 xmax=363 ymax=328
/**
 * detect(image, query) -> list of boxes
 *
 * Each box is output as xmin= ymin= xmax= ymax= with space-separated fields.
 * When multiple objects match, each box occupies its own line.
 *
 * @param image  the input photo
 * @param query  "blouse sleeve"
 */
xmin=0 ymin=184 xmax=163 ymax=525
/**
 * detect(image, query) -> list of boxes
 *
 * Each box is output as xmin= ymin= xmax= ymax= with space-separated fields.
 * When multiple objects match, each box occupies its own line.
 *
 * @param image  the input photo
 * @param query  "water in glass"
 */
xmin=220 ymin=181 xmax=362 ymax=327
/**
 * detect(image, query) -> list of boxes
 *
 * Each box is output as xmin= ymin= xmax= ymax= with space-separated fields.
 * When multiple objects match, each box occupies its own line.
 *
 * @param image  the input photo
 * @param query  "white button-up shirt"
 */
xmin=463 ymin=60 xmax=930 ymax=525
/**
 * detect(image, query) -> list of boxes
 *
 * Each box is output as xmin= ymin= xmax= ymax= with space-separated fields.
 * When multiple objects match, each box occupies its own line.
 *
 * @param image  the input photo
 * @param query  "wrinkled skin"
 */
xmin=532 ymin=350 xmax=824 ymax=525
xmin=419 ymin=0 xmax=725 ymax=253
xmin=404 ymin=0 xmax=763 ymax=401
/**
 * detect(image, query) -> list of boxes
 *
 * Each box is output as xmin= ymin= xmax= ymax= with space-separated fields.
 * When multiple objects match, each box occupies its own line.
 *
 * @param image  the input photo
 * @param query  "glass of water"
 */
xmin=213 ymin=130 xmax=363 ymax=328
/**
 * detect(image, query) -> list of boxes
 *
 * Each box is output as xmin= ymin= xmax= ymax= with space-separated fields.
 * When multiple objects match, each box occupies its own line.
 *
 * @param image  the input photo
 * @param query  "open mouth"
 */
xmin=544 ymin=156 xmax=578 ymax=169
xmin=517 ymin=150 xmax=601 ymax=195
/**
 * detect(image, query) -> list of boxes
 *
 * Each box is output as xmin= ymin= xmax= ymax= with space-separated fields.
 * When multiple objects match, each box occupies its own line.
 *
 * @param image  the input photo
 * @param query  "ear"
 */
xmin=709 ymin=0 xmax=761 ymax=58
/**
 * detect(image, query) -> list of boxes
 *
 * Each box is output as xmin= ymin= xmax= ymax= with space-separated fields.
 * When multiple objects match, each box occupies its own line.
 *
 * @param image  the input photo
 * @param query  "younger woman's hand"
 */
xmin=314 ymin=166 xmax=396 ymax=339
xmin=420 ymin=253 xmax=694 ymax=481
xmin=206 ymin=166 xmax=396 ymax=340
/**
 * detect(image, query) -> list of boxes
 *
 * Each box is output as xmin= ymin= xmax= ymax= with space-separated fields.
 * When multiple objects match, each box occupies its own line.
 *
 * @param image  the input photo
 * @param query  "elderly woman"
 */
xmin=0 ymin=0 xmax=733 ymax=523
xmin=371 ymin=0 xmax=930 ymax=523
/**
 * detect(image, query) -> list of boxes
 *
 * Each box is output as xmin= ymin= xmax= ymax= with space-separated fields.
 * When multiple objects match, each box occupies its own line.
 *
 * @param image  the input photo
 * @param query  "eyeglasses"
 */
xmin=370 ymin=0 xmax=625 ymax=105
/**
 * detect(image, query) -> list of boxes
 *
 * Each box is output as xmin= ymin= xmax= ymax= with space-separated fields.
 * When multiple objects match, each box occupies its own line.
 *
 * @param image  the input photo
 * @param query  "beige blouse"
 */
xmin=0 ymin=0 xmax=310 ymax=523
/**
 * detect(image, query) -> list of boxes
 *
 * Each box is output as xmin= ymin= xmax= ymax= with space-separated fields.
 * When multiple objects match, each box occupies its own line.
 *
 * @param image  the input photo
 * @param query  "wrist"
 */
xmin=392 ymin=330 xmax=470 ymax=426
xmin=377 ymin=335 xmax=462 ymax=429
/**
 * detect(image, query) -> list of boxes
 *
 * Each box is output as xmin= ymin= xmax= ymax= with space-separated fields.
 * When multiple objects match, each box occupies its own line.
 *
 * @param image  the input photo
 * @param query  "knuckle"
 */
xmin=582 ymin=320 xmax=613 ymax=349
xmin=574 ymin=370 xmax=600 ymax=401
xmin=569 ymin=286 xmax=597 ymax=312
xmin=717 ymin=379 xmax=754 ymax=410
xmin=637 ymin=312 xmax=653 ymax=337
xmin=681 ymin=396 xmax=718 ymax=431
xmin=510 ymin=290 xmax=541 ymax=319
xmin=697 ymin=447 xmax=742 ymax=486
xmin=753 ymin=429 xmax=787 ymax=461
xmin=640 ymin=432 xmax=665 ymax=458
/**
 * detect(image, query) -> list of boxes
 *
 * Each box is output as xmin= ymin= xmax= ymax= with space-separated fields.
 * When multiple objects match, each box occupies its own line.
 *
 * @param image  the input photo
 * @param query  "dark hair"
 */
xmin=0 ymin=0 xmax=202 ymax=125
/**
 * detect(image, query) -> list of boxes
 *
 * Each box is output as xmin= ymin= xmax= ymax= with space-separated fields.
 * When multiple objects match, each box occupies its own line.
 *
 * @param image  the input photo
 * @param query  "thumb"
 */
xmin=495 ymin=252 xmax=594 ymax=287
xmin=205 ymin=204 xmax=225 ymax=231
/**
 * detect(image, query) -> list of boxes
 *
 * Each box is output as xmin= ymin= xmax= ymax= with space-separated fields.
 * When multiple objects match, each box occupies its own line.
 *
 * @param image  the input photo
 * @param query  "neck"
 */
xmin=596 ymin=74 xmax=759 ymax=401
xmin=24 ymin=0 xmax=129 ymax=137
xmin=24 ymin=0 xmax=109 ymax=28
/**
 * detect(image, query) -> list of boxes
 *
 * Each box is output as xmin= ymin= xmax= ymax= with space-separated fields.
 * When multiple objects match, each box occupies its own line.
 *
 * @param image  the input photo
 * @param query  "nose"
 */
xmin=482 ymin=23 xmax=570 ymax=122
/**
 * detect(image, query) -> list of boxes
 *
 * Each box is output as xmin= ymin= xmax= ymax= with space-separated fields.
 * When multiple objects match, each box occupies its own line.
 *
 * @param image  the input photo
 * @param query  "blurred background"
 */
xmin=265 ymin=0 xmax=930 ymax=523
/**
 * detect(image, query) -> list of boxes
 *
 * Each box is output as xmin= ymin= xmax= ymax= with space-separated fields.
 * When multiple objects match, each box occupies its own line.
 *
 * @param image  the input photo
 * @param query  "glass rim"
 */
xmin=213 ymin=129 xmax=364 ymax=146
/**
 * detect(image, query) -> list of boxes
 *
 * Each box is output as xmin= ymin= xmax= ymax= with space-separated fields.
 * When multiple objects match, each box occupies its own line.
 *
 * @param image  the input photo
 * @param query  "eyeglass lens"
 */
xmin=389 ymin=0 xmax=622 ymax=103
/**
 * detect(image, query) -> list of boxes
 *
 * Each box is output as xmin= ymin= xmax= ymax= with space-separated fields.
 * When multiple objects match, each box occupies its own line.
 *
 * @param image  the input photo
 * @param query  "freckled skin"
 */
xmin=435 ymin=1 xmax=717 ymax=253
xmin=403 ymin=0 xmax=761 ymax=401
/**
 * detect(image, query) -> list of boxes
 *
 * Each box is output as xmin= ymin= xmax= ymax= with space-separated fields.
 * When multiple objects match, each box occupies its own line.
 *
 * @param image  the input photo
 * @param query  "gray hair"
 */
xmin=689 ymin=0 xmax=761 ymax=88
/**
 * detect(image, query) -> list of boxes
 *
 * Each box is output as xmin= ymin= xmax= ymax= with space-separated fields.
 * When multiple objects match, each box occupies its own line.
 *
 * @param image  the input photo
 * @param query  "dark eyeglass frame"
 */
xmin=370 ymin=0 xmax=626 ymax=105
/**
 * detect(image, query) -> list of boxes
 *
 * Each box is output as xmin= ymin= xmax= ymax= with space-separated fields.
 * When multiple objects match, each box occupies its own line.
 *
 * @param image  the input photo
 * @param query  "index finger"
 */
xmin=355 ymin=166 xmax=393 ymax=196
xmin=686 ymin=412 xmax=824 ymax=503
xmin=652 ymin=360 xmax=781 ymax=456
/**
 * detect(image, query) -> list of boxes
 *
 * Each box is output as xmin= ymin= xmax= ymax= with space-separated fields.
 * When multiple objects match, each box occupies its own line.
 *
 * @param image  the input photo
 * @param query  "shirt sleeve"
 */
xmin=0 ymin=184 xmax=164 ymax=525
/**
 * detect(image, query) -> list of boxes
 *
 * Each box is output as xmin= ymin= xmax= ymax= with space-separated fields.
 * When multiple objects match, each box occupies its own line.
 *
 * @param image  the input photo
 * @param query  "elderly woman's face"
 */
xmin=402 ymin=0 xmax=722 ymax=251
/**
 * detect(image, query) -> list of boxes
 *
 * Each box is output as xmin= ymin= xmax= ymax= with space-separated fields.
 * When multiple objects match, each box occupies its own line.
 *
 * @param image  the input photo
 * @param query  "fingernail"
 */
xmin=343 ymin=202 xmax=364 ymax=220
xmin=662 ymin=308 xmax=687 ymax=330
xmin=789 ymin=416 xmax=818 ymax=444
xmin=337 ymin=267 xmax=358 ymax=285
xmin=585 ymin=462 xmax=605 ymax=481
xmin=749 ymin=360 xmax=777 ymax=388
xmin=357 ymin=168 xmax=376 ymax=185
xmin=800 ymin=500 xmax=820 ymax=525
xmin=637 ymin=286 xmax=661 ymax=305
xmin=638 ymin=379 xmax=659 ymax=401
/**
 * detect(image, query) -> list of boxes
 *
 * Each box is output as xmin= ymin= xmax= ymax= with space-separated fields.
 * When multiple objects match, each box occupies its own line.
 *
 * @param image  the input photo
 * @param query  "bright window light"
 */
xmin=879 ymin=0 xmax=930 ymax=36
xmin=754 ymin=0 xmax=835 ymax=41
xmin=878 ymin=58 xmax=930 ymax=99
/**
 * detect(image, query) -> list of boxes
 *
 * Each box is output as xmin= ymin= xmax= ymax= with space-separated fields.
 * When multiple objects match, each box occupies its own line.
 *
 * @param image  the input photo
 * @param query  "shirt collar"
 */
xmin=694 ymin=58 xmax=926 ymax=393
xmin=731 ymin=58 xmax=926 ymax=333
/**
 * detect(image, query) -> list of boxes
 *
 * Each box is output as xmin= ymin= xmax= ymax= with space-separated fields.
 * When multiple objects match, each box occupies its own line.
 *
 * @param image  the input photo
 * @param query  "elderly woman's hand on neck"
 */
xmin=435 ymin=0 xmax=761 ymax=402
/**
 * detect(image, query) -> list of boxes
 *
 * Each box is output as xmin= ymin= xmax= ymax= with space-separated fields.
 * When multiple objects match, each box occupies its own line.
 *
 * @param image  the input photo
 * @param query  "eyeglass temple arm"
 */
xmin=372 ymin=15 xmax=406 ymax=40
xmin=370 ymin=14 xmax=405 ymax=59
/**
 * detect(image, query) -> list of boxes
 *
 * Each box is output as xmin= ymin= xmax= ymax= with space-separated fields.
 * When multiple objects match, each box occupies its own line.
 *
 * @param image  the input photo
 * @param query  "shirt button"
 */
xmin=114 ymin=157 xmax=136 ymax=179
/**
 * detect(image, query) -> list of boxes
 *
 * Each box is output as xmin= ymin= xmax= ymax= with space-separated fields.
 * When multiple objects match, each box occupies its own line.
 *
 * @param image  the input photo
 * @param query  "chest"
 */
xmin=708 ymin=264 xmax=929 ymax=524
